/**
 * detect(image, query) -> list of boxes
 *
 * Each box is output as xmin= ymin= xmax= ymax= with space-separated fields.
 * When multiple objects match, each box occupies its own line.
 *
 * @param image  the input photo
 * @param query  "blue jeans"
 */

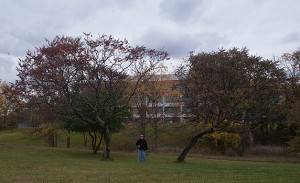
xmin=138 ymin=150 xmax=146 ymax=162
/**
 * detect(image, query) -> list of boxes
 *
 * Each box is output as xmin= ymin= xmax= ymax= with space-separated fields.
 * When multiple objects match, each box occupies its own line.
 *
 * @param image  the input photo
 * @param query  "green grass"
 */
xmin=0 ymin=129 xmax=90 ymax=148
xmin=0 ymin=144 xmax=300 ymax=183
xmin=0 ymin=129 xmax=43 ymax=146
xmin=1 ymin=129 xmax=300 ymax=182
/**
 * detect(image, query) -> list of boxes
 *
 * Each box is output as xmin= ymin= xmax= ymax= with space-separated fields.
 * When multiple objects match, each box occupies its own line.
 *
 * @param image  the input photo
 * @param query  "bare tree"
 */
xmin=132 ymin=74 xmax=181 ymax=151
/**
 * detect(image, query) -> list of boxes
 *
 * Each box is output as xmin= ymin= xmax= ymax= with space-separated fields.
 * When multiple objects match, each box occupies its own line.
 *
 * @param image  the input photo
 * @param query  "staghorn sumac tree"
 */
xmin=16 ymin=33 xmax=168 ymax=158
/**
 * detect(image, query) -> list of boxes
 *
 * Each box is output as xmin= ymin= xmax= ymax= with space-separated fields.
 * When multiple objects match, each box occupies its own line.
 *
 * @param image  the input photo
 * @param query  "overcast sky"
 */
xmin=1 ymin=0 xmax=300 ymax=82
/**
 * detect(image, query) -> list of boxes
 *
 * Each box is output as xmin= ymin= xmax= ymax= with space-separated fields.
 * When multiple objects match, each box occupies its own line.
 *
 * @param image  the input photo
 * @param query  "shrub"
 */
xmin=287 ymin=135 xmax=300 ymax=154
xmin=199 ymin=132 xmax=241 ymax=155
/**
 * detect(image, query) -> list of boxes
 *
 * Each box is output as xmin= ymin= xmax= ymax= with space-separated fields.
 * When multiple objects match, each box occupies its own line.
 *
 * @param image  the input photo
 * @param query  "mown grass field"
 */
xmin=1 ymin=129 xmax=300 ymax=183
xmin=1 ymin=144 xmax=300 ymax=183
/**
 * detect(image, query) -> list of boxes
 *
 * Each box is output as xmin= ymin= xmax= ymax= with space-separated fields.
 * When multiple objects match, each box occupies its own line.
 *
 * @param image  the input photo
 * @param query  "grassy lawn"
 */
xmin=1 ymin=129 xmax=300 ymax=182
xmin=0 ymin=143 xmax=299 ymax=183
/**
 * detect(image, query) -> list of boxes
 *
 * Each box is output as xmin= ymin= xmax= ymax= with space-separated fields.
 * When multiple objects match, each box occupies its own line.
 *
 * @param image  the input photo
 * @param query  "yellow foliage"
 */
xmin=210 ymin=132 xmax=241 ymax=148
xmin=205 ymin=123 xmax=213 ymax=130
xmin=27 ymin=124 xmax=60 ymax=138
xmin=200 ymin=132 xmax=241 ymax=155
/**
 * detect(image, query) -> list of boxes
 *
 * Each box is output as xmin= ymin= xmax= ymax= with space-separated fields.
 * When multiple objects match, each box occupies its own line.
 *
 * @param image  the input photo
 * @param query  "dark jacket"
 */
xmin=136 ymin=138 xmax=148 ymax=151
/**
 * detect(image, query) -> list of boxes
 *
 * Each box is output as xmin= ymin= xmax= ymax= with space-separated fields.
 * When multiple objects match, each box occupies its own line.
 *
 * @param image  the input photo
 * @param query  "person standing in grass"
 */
xmin=136 ymin=134 xmax=148 ymax=162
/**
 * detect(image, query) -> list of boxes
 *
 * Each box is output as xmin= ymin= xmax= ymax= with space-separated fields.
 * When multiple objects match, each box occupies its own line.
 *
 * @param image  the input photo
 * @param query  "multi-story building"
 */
xmin=130 ymin=74 xmax=192 ymax=123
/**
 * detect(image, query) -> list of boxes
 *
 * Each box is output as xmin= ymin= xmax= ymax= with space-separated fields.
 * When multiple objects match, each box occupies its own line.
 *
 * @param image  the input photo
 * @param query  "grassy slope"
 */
xmin=0 ymin=144 xmax=300 ymax=183
xmin=1 ymin=129 xmax=300 ymax=182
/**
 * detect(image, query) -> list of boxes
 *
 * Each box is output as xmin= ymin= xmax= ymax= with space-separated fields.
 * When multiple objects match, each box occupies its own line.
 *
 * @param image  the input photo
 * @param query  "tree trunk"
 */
xmin=2 ymin=114 xmax=7 ymax=130
xmin=48 ymin=133 xmax=53 ymax=147
xmin=48 ymin=132 xmax=57 ymax=147
xmin=154 ymin=122 xmax=158 ymax=152
xmin=67 ymin=130 xmax=71 ymax=148
xmin=154 ymin=134 xmax=158 ymax=153
xmin=97 ymin=133 xmax=104 ymax=152
xmin=89 ymin=131 xmax=98 ymax=154
xmin=54 ymin=132 xmax=57 ymax=147
xmin=141 ymin=120 xmax=146 ymax=136
xmin=261 ymin=126 xmax=266 ymax=144
xmin=239 ymin=124 xmax=254 ymax=155
xmin=83 ymin=133 xmax=87 ymax=147
xmin=139 ymin=109 xmax=147 ymax=136
xmin=139 ymin=118 xmax=146 ymax=136
xmin=177 ymin=129 xmax=212 ymax=162
xmin=103 ymin=125 xmax=110 ymax=159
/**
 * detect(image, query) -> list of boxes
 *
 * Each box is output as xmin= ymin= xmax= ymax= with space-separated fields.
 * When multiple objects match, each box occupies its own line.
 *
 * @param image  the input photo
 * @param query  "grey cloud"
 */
xmin=0 ymin=0 xmax=115 ymax=55
xmin=159 ymin=0 xmax=211 ymax=24
xmin=0 ymin=0 xmax=299 ymax=81
xmin=0 ymin=54 xmax=18 ymax=83
xmin=0 ymin=0 xmax=103 ymax=81
xmin=110 ymin=0 xmax=139 ymax=9
xmin=0 ymin=30 xmax=56 ymax=57
xmin=281 ymin=32 xmax=300 ymax=44
xmin=135 ymin=29 xmax=229 ymax=59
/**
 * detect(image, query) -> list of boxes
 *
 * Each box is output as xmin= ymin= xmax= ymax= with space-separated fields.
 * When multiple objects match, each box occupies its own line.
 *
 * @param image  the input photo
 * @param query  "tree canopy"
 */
xmin=176 ymin=48 xmax=286 ymax=162
xmin=15 ymin=33 xmax=168 ymax=158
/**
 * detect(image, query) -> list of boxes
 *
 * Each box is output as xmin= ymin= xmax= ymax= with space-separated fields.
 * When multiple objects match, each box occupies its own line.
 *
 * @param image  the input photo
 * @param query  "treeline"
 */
xmin=0 ymin=34 xmax=299 ymax=161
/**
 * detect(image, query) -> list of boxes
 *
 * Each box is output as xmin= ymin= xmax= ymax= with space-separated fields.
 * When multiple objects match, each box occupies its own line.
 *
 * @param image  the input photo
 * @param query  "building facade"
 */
xmin=131 ymin=74 xmax=192 ymax=123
